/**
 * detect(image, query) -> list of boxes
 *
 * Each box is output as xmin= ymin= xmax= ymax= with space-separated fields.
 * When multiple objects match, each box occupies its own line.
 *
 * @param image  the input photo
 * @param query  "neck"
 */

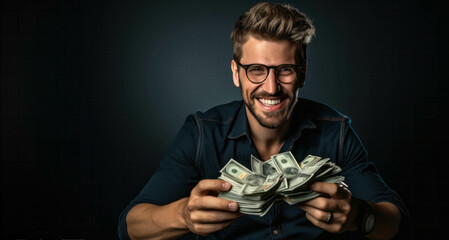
xmin=246 ymin=108 xmax=292 ymax=160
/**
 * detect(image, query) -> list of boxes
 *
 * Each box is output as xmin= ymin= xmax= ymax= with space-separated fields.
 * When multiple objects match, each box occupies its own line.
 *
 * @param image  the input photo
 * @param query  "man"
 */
xmin=118 ymin=2 xmax=408 ymax=239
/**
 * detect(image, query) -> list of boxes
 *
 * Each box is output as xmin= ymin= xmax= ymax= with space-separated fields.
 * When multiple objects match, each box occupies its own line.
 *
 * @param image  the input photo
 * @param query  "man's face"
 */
xmin=231 ymin=36 xmax=306 ymax=129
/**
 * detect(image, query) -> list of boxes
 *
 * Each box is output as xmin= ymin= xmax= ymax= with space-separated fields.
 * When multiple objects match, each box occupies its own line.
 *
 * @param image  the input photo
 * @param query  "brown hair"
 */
xmin=231 ymin=2 xmax=315 ymax=63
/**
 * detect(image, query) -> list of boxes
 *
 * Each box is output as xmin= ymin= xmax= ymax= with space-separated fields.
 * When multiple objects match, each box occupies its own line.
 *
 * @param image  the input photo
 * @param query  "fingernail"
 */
xmin=228 ymin=202 xmax=237 ymax=211
xmin=310 ymin=183 xmax=317 ymax=189
xmin=222 ymin=182 xmax=231 ymax=190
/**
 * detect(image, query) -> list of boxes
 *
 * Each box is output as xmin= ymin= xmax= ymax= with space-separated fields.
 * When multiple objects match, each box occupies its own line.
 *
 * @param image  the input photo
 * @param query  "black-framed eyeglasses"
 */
xmin=235 ymin=60 xmax=305 ymax=84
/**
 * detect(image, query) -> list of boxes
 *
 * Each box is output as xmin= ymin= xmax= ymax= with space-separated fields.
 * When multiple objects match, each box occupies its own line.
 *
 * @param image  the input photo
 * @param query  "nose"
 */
xmin=262 ymin=69 xmax=279 ymax=95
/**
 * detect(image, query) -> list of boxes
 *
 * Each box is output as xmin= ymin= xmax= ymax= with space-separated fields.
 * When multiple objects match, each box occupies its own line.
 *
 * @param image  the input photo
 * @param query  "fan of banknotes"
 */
xmin=217 ymin=152 xmax=345 ymax=217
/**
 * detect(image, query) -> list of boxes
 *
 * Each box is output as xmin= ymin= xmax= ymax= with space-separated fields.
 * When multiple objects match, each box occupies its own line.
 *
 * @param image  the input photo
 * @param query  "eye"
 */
xmin=277 ymin=66 xmax=295 ymax=75
xmin=248 ymin=65 xmax=267 ymax=76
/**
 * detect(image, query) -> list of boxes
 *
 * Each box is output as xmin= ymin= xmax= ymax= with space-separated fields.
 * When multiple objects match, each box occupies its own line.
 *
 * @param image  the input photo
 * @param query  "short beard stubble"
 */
xmin=240 ymin=79 xmax=299 ymax=129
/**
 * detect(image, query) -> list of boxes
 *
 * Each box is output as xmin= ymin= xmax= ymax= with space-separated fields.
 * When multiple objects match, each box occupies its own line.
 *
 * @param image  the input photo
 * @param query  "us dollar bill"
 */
xmin=217 ymin=152 xmax=345 ymax=217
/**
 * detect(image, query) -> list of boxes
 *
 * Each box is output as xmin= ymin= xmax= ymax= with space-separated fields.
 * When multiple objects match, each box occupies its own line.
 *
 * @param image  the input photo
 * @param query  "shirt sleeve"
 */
xmin=339 ymin=120 xmax=410 ymax=221
xmin=117 ymin=114 xmax=201 ymax=239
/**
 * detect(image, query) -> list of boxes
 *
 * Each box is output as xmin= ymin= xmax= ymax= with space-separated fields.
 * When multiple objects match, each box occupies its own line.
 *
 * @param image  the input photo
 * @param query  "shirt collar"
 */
xmin=228 ymin=102 xmax=248 ymax=139
xmin=227 ymin=99 xmax=317 ymax=140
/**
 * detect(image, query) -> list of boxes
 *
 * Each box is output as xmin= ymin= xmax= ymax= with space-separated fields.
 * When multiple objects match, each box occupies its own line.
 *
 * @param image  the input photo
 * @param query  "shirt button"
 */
xmin=273 ymin=229 xmax=279 ymax=235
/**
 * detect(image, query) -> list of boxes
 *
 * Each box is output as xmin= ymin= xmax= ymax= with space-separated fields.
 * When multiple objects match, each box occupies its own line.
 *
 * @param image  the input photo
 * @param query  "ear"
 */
xmin=298 ymin=60 xmax=307 ymax=88
xmin=231 ymin=60 xmax=240 ymax=87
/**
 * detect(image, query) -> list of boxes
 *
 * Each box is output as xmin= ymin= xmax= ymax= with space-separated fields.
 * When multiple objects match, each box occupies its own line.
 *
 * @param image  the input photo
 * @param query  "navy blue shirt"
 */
xmin=118 ymin=98 xmax=407 ymax=239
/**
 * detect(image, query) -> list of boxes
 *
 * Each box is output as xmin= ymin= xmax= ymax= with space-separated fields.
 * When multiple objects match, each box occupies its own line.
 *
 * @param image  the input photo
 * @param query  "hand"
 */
xmin=298 ymin=182 xmax=360 ymax=233
xmin=182 ymin=179 xmax=243 ymax=236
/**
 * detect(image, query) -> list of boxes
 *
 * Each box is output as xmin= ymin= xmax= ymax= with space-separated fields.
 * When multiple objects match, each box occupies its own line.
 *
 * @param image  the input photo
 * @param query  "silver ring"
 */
xmin=337 ymin=182 xmax=351 ymax=194
xmin=326 ymin=211 xmax=333 ymax=223
xmin=337 ymin=182 xmax=348 ymax=188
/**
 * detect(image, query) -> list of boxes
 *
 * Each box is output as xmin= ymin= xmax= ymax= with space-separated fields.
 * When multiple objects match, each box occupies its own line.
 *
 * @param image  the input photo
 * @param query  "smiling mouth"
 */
xmin=258 ymin=98 xmax=282 ymax=106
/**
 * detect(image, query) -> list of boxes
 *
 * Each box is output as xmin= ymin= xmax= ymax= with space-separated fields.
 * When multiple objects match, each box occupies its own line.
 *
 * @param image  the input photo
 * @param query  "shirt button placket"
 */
xmin=271 ymin=205 xmax=282 ymax=239
xmin=272 ymin=227 xmax=281 ymax=239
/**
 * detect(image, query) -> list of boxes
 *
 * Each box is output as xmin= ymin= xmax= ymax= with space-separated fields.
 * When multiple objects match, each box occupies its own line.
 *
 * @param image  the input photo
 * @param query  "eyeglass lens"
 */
xmin=246 ymin=65 xmax=296 ymax=83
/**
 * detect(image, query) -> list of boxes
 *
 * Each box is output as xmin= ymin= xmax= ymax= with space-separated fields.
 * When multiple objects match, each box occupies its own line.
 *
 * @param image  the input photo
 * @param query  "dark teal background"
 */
xmin=1 ymin=0 xmax=448 ymax=239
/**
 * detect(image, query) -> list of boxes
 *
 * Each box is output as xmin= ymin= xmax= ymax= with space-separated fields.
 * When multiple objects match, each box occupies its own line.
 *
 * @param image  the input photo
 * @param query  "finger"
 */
xmin=310 ymin=182 xmax=350 ymax=199
xmin=192 ymin=179 xmax=232 ymax=196
xmin=299 ymin=197 xmax=338 ymax=212
xmin=305 ymin=212 xmax=346 ymax=234
xmin=190 ymin=209 xmax=243 ymax=224
xmin=189 ymin=195 xmax=239 ymax=212
xmin=304 ymin=212 xmax=331 ymax=230
xmin=299 ymin=204 xmax=334 ymax=223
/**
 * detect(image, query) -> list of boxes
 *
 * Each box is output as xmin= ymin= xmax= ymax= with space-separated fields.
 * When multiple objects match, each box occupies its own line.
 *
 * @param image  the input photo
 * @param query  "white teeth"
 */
xmin=259 ymin=98 xmax=281 ymax=106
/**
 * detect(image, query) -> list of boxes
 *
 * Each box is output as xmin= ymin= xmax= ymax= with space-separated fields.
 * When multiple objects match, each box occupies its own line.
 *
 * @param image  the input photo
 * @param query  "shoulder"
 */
xmin=298 ymin=98 xmax=351 ymax=123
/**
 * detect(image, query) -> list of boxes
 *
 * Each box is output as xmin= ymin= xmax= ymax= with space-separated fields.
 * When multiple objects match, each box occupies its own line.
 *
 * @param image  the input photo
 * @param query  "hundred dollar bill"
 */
xmin=218 ymin=174 xmax=272 ymax=204
xmin=272 ymin=152 xmax=301 ymax=180
xmin=264 ymin=158 xmax=289 ymax=192
xmin=251 ymin=155 xmax=289 ymax=193
xmin=251 ymin=155 xmax=263 ymax=175
xmin=263 ymin=159 xmax=282 ymax=176
xmin=283 ymin=191 xmax=322 ymax=205
xmin=283 ymin=176 xmax=346 ymax=205
xmin=251 ymin=155 xmax=282 ymax=176
xmin=299 ymin=154 xmax=323 ymax=169
xmin=241 ymin=173 xmax=281 ymax=195
xmin=220 ymin=158 xmax=264 ymax=185
xmin=291 ymin=158 xmax=331 ymax=189
xmin=272 ymin=152 xmax=315 ymax=190
xmin=314 ymin=162 xmax=342 ymax=180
